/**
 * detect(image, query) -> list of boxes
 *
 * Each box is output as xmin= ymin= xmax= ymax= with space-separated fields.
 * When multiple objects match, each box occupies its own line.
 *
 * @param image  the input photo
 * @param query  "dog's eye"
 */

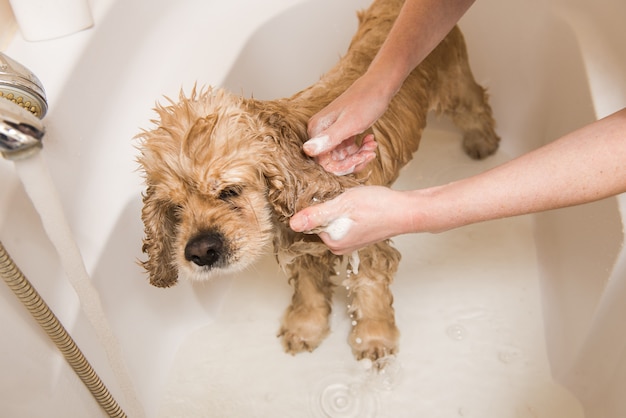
xmin=218 ymin=186 xmax=241 ymax=201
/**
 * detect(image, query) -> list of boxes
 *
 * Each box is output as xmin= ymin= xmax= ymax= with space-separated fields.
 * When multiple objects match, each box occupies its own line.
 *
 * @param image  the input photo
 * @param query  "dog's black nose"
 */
xmin=184 ymin=232 xmax=224 ymax=267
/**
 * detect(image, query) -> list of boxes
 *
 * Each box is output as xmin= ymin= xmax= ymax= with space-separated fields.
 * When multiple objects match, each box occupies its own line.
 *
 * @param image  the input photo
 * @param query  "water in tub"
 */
xmin=158 ymin=121 xmax=584 ymax=417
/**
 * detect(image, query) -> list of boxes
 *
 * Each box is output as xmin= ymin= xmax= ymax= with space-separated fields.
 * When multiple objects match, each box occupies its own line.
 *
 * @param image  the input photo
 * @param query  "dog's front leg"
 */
xmin=346 ymin=242 xmax=401 ymax=364
xmin=278 ymin=252 xmax=338 ymax=354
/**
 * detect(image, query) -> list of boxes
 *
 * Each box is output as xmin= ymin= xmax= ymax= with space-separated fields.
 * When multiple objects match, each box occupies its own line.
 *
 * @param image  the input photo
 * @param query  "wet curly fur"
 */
xmin=136 ymin=0 xmax=499 ymax=363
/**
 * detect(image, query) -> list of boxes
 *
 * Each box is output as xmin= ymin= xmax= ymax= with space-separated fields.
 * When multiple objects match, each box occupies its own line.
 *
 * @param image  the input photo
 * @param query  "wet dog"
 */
xmin=137 ymin=0 xmax=499 ymax=364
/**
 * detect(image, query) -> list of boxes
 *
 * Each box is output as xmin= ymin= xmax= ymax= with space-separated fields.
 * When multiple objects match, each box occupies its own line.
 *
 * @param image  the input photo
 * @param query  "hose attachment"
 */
xmin=0 ymin=241 xmax=127 ymax=418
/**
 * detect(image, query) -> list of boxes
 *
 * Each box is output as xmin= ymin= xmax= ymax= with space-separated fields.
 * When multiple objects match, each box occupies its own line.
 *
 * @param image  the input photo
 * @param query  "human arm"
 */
xmin=291 ymin=108 xmax=626 ymax=254
xmin=304 ymin=0 xmax=476 ymax=174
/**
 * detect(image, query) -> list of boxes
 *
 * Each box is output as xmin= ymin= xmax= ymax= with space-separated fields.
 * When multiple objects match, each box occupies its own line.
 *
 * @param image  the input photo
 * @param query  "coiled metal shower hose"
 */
xmin=0 ymin=241 xmax=127 ymax=418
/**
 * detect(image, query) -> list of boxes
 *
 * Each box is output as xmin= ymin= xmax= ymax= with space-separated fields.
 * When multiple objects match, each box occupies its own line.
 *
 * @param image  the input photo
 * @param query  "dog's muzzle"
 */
xmin=185 ymin=231 xmax=226 ymax=268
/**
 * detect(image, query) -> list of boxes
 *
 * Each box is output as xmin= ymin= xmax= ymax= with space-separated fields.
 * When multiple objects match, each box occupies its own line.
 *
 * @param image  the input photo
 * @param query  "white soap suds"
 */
xmin=303 ymin=135 xmax=330 ymax=154
xmin=324 ymin=216 xmax=354 ymax=241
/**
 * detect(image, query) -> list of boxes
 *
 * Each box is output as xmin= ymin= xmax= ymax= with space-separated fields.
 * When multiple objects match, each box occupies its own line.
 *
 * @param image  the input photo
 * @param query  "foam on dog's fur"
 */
xmin=137 ymin=0 xmax=499 ymax=363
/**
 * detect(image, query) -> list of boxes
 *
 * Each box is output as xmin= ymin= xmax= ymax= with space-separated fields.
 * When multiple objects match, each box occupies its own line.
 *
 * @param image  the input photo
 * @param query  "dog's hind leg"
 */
xmin=345 ymin=242 xmax=401 ymax=364
xmin=434 ymin=29 xmax=500 ymax=159
xmin=278 ymin=252 xmax=337 ymax=354
xmin=446 ymin=74 xmax=501 ymax=160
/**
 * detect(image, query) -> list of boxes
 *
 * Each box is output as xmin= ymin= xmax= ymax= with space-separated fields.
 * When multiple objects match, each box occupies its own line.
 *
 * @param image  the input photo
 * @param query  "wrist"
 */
xmin=362 ymin=58 xmax=407 ymax=103
xmin=400 ymin=186 xmax=462 ymax=234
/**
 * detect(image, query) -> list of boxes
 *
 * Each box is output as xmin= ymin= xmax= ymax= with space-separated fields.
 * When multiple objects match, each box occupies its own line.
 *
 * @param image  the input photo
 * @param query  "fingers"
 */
xmin=306 ymin=110 xmax=364 ymax=157
xmin=289 ymin=203 xmax=354 ymax=255
xmin=290 ymin=213 xmax=356 ymax=256
xmin=312 ymin=134 xmax=378 ymax=175
xmin=360 ymin=133 xmax=377 ymax=150
xmin=316 ymin=152 xmax=377 ymax=176
xmin=289 ymin=204 xmax=329 ymax=233
xmin=303 ymin=134 xmax=332 ymax=156
xmin=289 ymin=195 xmax=349 ymax=235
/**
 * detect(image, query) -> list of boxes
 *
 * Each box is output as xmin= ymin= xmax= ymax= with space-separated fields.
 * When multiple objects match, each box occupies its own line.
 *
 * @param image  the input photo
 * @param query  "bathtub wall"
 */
xmin=462 ymin=0 xmax=626 ymax=416
xmin=0 ymin=0 xmax=16 ymax=50
xmin=538 ymin=2 xmax=626 ymax=416
xmin=1 ymin=0 xmax=625 ymax=416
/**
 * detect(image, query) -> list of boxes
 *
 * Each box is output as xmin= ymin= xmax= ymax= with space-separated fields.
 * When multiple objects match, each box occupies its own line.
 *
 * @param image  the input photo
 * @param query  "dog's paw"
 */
xmin=278 ymin=306 xmax=330 ymax=354
xmin=349 ymin=319 xmax=399 ymax=364
xmin=462 ymin=129 xmax=499 ymax=159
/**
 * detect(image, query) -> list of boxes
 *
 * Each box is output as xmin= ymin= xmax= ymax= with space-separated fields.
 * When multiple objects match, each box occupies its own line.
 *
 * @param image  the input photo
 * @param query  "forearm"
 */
xmin=366 ymin=0 xmax=476 ymax=100
xmin=404 ymin=108 xmax=626 ymax=233
xmin=305 ymin=0 xmax=475 ymax=167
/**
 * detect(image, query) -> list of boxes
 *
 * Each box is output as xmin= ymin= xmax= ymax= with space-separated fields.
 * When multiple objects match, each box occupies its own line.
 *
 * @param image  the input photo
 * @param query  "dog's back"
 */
xmin=290 ymin=0 xmax=499 ymax=188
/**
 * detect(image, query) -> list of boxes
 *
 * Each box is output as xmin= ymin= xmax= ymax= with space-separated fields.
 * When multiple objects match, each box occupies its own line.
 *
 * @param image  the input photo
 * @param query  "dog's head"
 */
xmin=136 ymin=87 xmax=349 ymax=287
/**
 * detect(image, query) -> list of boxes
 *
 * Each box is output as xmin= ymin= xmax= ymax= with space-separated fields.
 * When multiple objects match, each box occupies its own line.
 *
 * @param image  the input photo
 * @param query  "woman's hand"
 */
xmin=289 ymin=186 xmax=411 ymax=254
xmin=303 ymin=75 xmax=392 ymax=175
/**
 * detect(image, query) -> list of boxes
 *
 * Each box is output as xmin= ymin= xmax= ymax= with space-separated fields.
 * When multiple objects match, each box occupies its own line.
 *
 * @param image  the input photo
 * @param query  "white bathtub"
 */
xmin=1 ymin=0 xmax=625 ymax=416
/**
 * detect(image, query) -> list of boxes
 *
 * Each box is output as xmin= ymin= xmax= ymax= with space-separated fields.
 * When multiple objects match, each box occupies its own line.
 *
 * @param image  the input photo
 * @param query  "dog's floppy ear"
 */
xmin=140 ymin=185 xmax=179 ymax=288
xmin=258 ymin=111 xmax=309 ymax=221
xmin=253 ymin=106 xmax=351 ymax=223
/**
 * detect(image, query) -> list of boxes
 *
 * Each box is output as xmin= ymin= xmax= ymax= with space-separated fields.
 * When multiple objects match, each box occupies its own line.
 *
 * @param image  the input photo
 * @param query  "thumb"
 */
xmin=303 ymin=121 xmax=359 ymax=157
xmin=289 ymin=205 xmax=330 ymax=233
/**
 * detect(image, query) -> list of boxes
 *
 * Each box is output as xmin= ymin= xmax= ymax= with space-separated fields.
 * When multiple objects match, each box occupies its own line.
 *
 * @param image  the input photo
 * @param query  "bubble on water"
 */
xmin=446 ymin=324 xmax=467 ymax=341
xmin=311 ymin=374 xmax=378 ymax=418
xmin=355 ymin=337 xmax=363 ymax=344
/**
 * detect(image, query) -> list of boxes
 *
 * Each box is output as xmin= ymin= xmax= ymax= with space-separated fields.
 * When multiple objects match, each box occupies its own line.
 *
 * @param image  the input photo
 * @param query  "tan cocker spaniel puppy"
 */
xmin=137 ymin=0 xmax=499 ymax=365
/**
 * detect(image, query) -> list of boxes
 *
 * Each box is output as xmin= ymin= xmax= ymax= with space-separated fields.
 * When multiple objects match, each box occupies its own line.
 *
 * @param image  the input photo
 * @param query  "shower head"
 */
xmin=0 ymin=52 xmax=47 ymax=160
xmin=0 ymin=52 xmax=47 ymax=118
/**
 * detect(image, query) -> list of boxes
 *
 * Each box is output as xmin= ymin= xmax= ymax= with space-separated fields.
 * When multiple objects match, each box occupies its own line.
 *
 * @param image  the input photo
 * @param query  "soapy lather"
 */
xmin=303 ymin=135 xmax=330 ymax=155
xmin=324 ymin=216 xmax=354 ymax=241
xmin=304 ymin=216 xmax=355 ymax=241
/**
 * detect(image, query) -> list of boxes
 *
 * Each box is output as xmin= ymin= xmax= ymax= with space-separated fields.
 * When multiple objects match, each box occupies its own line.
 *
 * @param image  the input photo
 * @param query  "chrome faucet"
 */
xmin=0 ymin=52 xmax=48 ymax=160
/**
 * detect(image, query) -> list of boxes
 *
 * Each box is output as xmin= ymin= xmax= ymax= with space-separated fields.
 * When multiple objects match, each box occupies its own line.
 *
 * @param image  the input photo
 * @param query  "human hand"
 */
xmin=304 ymin=133 xmax=377 ymax=175
xmin=289 ymin=186 xmax=408 ymax=254
xmin=304 ymin=75 xmax=392 ymax=175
